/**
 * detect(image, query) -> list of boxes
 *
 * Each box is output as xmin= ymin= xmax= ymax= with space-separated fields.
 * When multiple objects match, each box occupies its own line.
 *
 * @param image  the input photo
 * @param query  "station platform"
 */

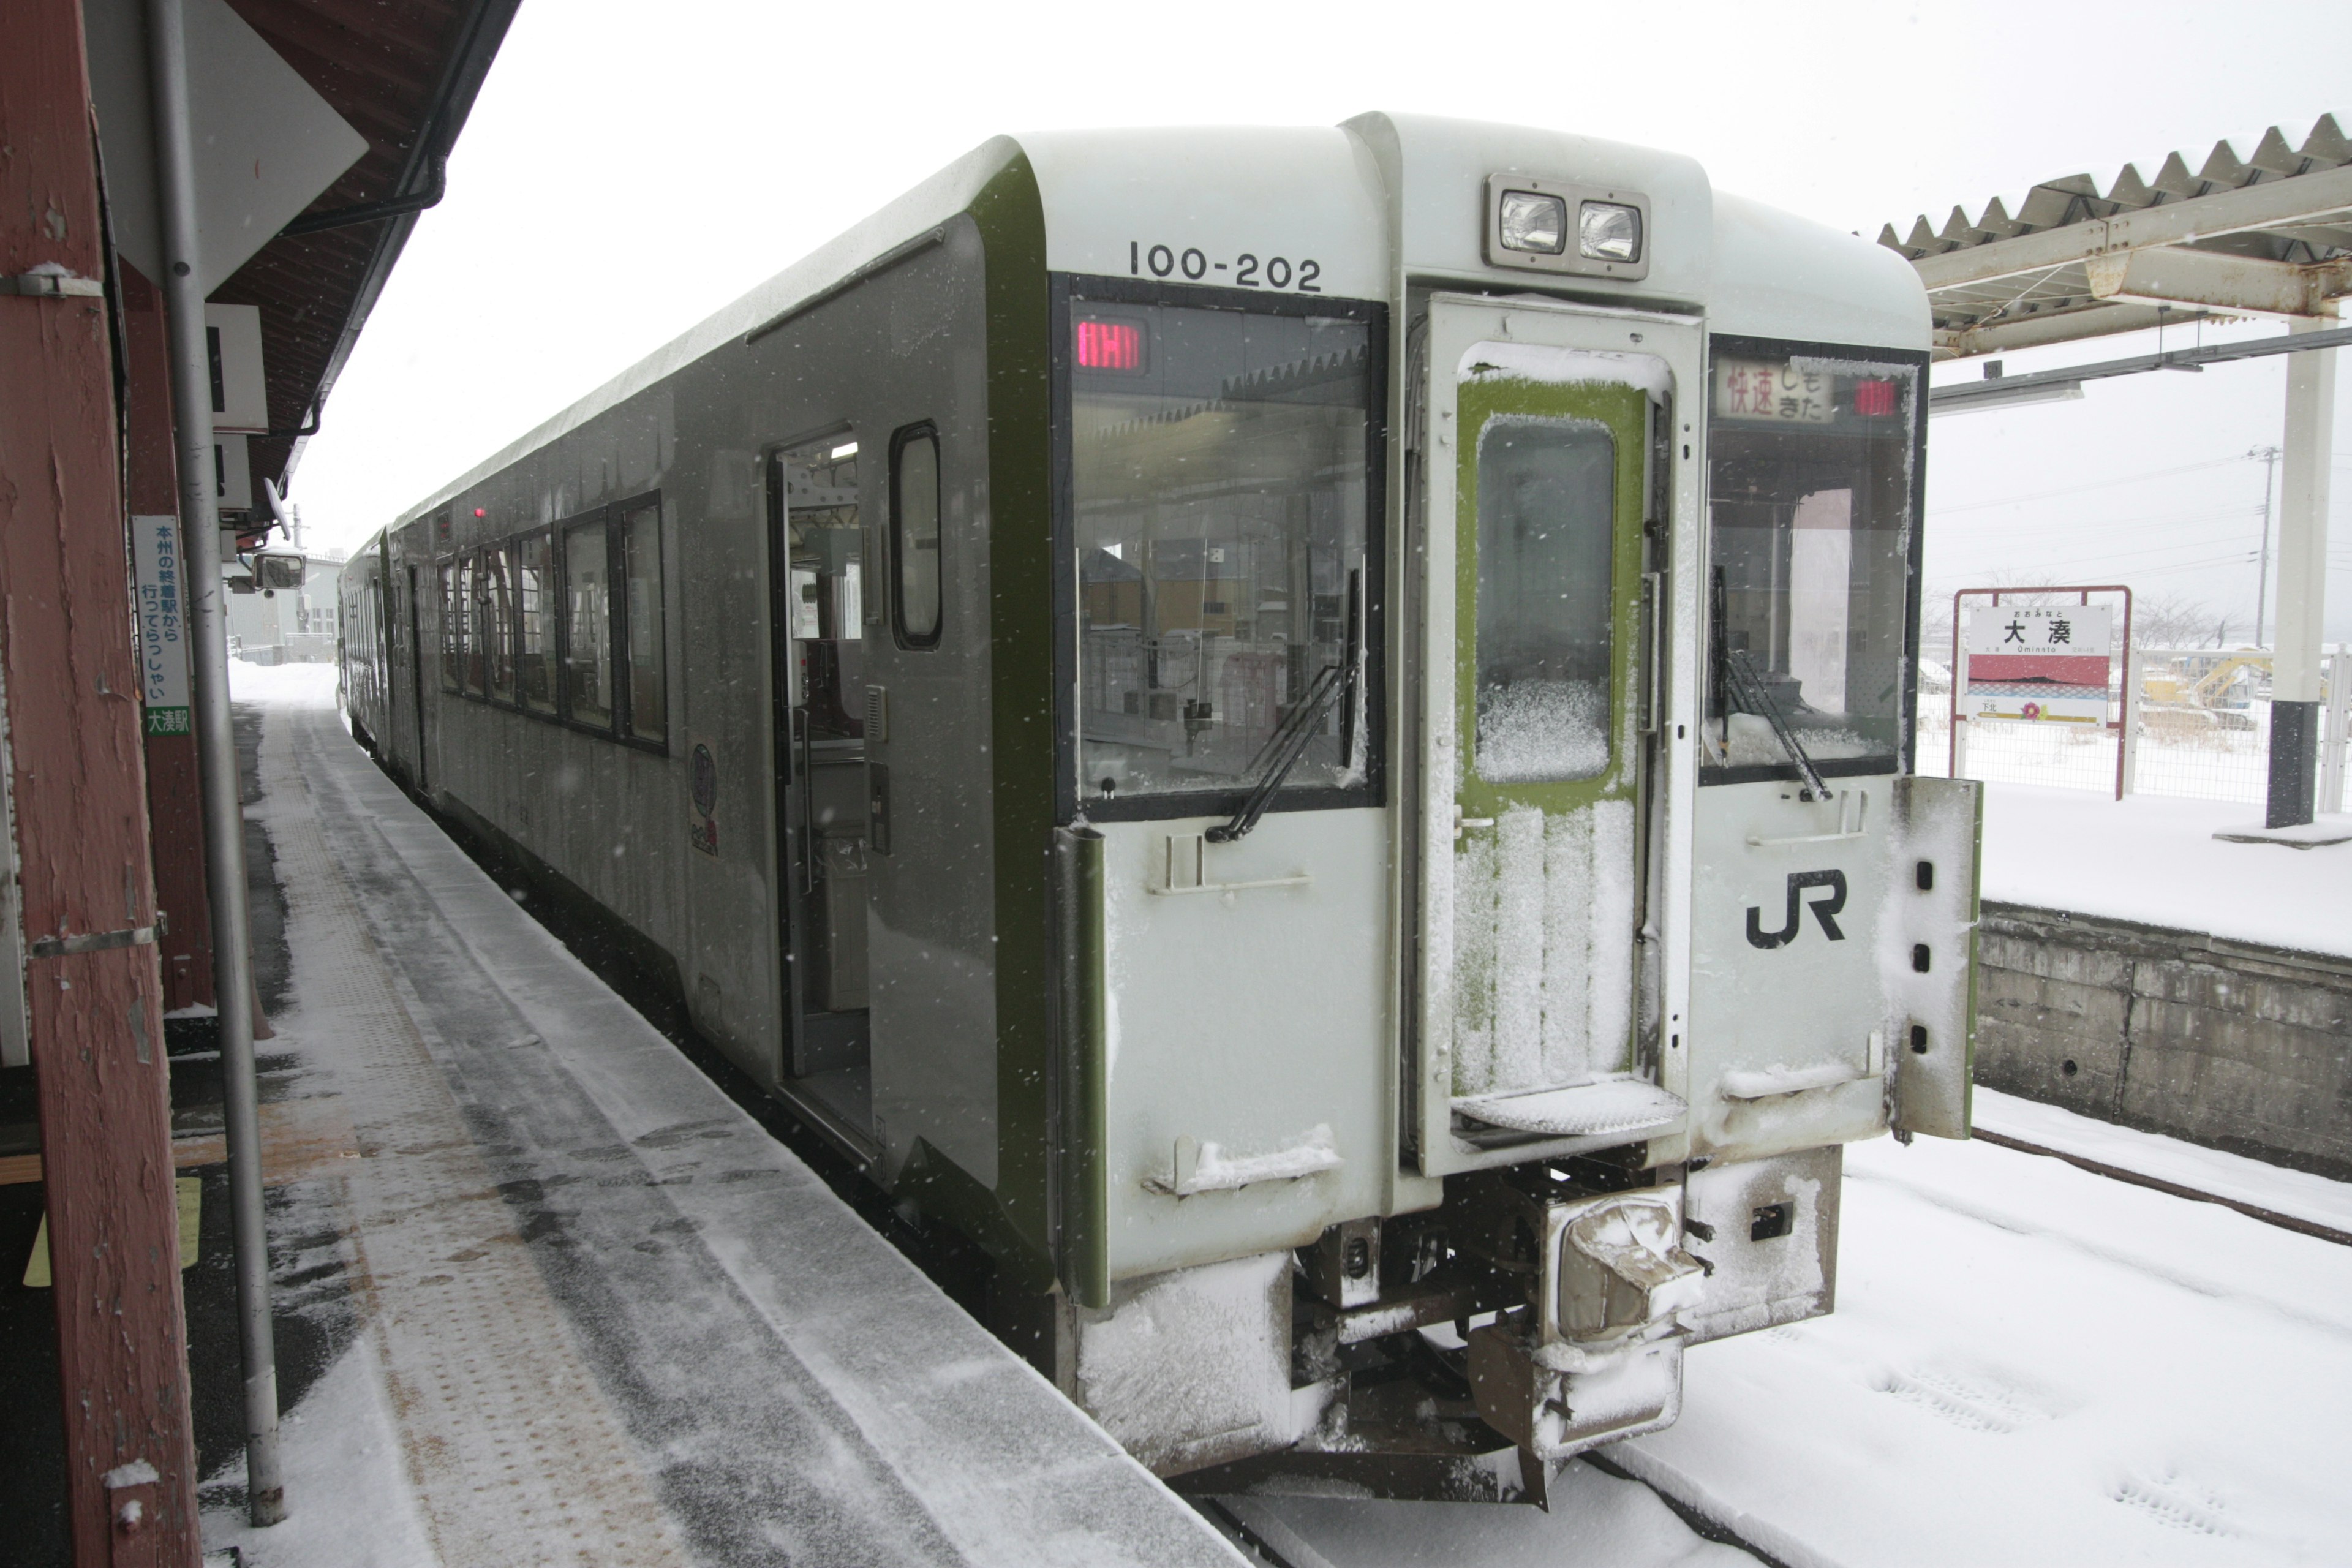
xmin=187 ymin=669 xmax=1244 ymax=1567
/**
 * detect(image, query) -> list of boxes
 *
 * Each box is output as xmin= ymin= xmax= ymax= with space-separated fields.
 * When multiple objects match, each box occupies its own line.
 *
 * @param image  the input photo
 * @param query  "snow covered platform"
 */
xmin=1981 ymin=784 xmax=2352 ymax=959
xmin=206 ymin=668 xmax=1242 ymax=1568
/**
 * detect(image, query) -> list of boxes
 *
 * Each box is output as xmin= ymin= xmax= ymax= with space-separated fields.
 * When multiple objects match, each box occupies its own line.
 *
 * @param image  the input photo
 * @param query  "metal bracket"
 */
xmin=2 ymin=270 xmax=104 ymax=298
xmin=31 ymin=924 xmax=157 ymax=959
xmin=1150 ymin=832 xmax=1313 ymax=896
xmin=1746 ymin=789 xmax=1869 ymax=846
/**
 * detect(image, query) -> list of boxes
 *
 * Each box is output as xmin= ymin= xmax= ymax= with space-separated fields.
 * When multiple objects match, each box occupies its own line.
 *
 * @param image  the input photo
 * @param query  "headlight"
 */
xmin=1578 ymin=201 xmax=1643 ymax=263
xmin=1497 ymin=190 xmax=1568 ymax=255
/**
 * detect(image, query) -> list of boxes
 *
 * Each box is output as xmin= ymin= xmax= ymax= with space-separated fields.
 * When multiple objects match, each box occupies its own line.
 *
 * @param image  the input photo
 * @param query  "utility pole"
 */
xmin=2250 ymin=444 xmax=2280 ymax=646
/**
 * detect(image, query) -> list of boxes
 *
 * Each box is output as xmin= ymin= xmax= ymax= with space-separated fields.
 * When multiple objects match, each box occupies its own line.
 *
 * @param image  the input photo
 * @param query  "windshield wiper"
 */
xmin=1208 ymin=570 xmax=1362 ymax=843
xmin=1725 ymin=649 xmax=1830 ymax=801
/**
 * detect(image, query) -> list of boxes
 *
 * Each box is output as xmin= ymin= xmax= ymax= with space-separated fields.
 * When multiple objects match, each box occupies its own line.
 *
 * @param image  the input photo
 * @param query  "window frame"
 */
xmin=481 ymin=540 xmax=518 ymax=709
xmin=1700 ymin=331 xmax=1930 ymax=788
xmin=544 ymin=493 xmax=668 ymax=755
xmin=616 ymin=492 xmax=668 ymax=748
xmin=438 ymin=559 xmax=461 ymax=692
xmin=462 ymin=548 xmax=489 ymax=699
xmin=555 ymin=506 xmax=616 ymax=735
xmin=424 ymin=497 xmax=668 ymax=752
xmin=1047 ymin=272 xmax=1390 ymax=827
xmin=888 ymin=421 xmax=943 ymax=651
xmin=514 ymin=524 xmax=559 ymax=717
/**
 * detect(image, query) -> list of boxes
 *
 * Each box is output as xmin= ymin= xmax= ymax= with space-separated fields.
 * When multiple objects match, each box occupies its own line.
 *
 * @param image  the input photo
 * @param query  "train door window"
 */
xmin=439 ymin=560 xmax=461 ymax=692
xmin=777 ymin=436 xmax=865 ymax=740
xmin=1703 ymin=341 xmax=1923 ymax=780
xmin=1474 ymin=420 xmax=1616 ymax=782
xmin=562 ymin=514 xmax=614 ymax=729
xmin=483 ymin=543 xmax=516 ymax=704
xmin=515 ymin=529 xmax=557 ymax=715
xmin=620 ymin=498 xmax=666 ymax=744
xmin=889 ymin=425 xmax=941 ymax=649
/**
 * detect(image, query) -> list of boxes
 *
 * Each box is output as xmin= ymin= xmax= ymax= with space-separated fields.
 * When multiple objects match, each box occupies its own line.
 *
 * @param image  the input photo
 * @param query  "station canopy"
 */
xmin=1880 ymin=115 xmax=2351 ymax=359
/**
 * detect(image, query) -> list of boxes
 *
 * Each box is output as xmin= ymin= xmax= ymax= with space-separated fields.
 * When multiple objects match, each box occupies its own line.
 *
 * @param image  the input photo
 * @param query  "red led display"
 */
xmin=1852 ymin=379 xmax=1898 ymax=418
xmin=1075 ymin=318 xmax=1144 ymax=372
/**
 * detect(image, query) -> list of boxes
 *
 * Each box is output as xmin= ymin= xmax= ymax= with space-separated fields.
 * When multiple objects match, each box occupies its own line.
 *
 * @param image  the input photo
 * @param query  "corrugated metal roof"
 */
xmin=1879 ymin=115 xmax=2352 ymax=356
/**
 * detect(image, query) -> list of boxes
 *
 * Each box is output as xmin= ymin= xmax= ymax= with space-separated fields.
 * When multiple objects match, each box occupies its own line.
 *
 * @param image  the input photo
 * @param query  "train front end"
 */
xmin=1027 ymin=118 xmax=1977 ymax=1496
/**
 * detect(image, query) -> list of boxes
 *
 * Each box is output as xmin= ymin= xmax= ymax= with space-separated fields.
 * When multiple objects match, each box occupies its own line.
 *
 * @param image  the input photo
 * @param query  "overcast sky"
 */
xmin=284 ymin=0 xmax=2352 ymax=643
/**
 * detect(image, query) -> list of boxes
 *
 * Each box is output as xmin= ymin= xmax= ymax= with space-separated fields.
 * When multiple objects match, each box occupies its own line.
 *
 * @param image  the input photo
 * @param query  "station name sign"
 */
xmin=1963 ymin=605 xmax=2113 ymax=723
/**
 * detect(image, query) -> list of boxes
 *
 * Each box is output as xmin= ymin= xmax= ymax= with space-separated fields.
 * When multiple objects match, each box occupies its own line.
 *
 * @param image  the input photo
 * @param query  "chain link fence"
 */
xmin=1921 ymin=650 xmax=2349 ymax=812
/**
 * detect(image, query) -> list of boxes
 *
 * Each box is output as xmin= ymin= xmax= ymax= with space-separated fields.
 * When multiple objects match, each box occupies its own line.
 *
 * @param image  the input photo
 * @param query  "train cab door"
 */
xmin=767 ymin=434 xmax=876 ymax=1145
xmin=1411 ymin=294 xmax=1698 ymax=1176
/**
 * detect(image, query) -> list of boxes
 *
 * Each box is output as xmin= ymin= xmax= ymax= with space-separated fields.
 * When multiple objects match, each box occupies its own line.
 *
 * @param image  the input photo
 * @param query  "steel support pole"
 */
xmin=143 ymin=0 xmax=286 ymax=1523
xmin=2323 ymin=650 xmax=2349 ymax=816
xmin=2267 ymin=318 xmax=2338 ymax=829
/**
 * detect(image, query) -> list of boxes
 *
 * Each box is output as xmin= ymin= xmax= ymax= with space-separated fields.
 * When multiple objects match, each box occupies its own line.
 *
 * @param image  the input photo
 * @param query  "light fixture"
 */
xmin=1926 ymin=379 xmax=2084 ymax=417
xmin=1497 ymin=190 xmax=1568 ymax=255
xmin=1485 ymin=175 xmax=1651 ymax=281
xmin=829 ymin=441 xmax=858 ymax=460
xmin=1578 ymin=201 xmax=1642 ymax=264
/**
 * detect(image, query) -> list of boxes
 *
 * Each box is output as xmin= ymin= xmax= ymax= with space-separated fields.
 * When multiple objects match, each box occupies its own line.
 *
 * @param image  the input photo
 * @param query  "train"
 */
xmin=339 ymin=113 xmax=1980 ymax=1502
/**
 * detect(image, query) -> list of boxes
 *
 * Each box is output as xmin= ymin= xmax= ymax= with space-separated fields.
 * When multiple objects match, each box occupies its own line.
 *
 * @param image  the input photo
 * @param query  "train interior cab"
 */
xmin=768 ymin=433 xmax=873 ymax=1139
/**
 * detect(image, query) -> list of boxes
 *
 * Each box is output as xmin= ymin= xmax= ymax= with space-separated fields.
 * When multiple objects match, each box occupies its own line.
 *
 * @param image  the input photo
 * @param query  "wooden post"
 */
xmin=0 ymin=2 xmax=203 ymax=1563
xmin=119 ymin=261 xmax=216 ymax=1016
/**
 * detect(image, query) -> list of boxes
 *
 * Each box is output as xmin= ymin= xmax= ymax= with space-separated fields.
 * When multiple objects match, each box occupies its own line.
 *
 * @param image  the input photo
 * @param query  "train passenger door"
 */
xmin=767 ymin=434 xmax=875 ymax=1142
xmin=1412 ymin=295 xmax=1695 ymax=1176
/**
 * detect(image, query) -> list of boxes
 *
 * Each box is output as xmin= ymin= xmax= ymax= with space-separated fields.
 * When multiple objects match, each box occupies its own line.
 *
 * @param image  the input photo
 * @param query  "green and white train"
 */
xmin=340 ymin=113 xmax=1980 ymax=1500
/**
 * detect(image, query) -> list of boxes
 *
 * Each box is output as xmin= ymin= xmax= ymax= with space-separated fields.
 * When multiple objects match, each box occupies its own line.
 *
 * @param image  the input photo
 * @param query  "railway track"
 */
xmin=1972 ymin=1128 xmax=2352 ymax=1248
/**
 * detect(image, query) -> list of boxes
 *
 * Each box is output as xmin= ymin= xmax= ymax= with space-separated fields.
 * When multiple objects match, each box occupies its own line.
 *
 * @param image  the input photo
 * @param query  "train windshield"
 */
xmin=1704 ymin=340 xmax=1923 ymax=779
xmin=1064 ymin=284 xmax=1381 ymax=812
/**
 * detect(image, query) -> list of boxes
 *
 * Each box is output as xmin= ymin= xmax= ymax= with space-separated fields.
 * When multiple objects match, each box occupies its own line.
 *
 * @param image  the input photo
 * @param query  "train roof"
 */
xmin=378 ymin=116 xmax=1926 ymax=541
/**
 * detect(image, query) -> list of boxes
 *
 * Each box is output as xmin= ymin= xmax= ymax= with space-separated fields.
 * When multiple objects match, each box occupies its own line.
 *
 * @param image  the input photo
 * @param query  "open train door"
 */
xmin=1409 ymin=295 xmax=1704 ymax=1178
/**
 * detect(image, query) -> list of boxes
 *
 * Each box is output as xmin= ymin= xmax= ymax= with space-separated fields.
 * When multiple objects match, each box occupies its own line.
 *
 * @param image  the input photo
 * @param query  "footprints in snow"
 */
xmin=1871 ymin=1365 xmax=2234 ymax=1539
xmin=1870 ymin=1365 xmax=2050 ymax=1434
xmin=2112 ymin=1470 xmax=2231 ymax=1536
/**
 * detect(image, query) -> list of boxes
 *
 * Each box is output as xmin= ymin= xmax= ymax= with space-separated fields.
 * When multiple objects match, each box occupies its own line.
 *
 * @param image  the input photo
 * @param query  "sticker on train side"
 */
xmin=1129 ymin=242 xmax=1322 ymax=292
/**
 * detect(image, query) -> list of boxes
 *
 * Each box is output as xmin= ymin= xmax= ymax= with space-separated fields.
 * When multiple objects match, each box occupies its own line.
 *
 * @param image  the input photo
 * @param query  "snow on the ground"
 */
xmin=228 ymin=658 xmax=342 ymax=702
xmin=1237 ymin=1465 xmax=1751 ymax=1567
xmin=1601 ymin=1132 xmax=2352 ymax=1567
xmin=200 ymin=1336 xmax=437 ymax=1568
xmin=1975 ymin=1085 xmax=2352 ymax=1236
xmin=1980 ymin=782 xmax=2352 ymax=956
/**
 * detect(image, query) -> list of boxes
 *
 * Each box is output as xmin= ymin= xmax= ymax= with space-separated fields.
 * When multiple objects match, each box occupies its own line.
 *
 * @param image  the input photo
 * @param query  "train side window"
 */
xmin=890 ymin=424 xmax=941 ymax=649
xmin=515 ymin=530 xmax=557 ymax=715
xmin=442 ymin=557 xmax=463 ymax=691
xmin=467 ymin=552 xmax=492 ymax=696
xmin=620 ymin=497 xmax=665 ymax=743
xmin=484 ymin=543 xmax=516 ymax=704
xmin=440 ymin=562 xmax=456 ymax=691
xmin=562 ymin=514 xmax=614 ymax=729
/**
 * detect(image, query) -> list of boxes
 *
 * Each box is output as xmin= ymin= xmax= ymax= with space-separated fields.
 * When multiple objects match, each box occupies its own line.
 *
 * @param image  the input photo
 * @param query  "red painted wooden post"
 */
xmin=0 ymin=2 xmax=204 ymax=1563
xmin=120 ymin=261 xmax=217 ymax=1015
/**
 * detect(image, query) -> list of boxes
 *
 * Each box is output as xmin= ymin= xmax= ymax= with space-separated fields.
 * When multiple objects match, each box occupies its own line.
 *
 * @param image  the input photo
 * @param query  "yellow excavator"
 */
xmin=2139 ymin=652 xmax=2334 ymax=731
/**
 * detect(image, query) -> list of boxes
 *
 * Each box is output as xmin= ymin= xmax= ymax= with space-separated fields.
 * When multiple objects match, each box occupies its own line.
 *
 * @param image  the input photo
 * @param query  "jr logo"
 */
xmin=1747 ymin=870 xmax=1847 ymax=949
